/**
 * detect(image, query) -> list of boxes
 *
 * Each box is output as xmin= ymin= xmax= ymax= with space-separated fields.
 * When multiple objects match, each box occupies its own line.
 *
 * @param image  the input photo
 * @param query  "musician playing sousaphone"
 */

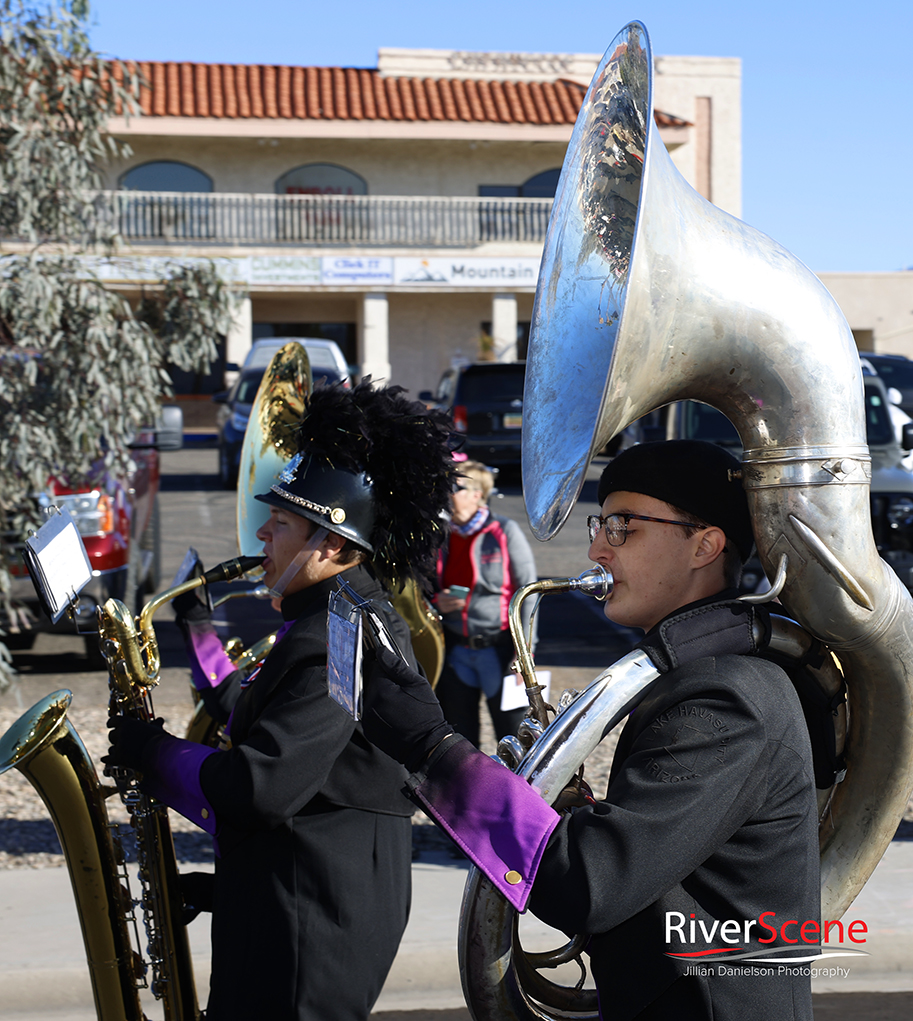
xmin=105 ymin=380 xmax=456 ymax=1021
xmin=361 ymin=439 xmax=820 ymax=1021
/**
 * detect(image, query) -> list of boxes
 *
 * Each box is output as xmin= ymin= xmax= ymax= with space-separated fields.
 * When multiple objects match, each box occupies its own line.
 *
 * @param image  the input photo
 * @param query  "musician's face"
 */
xmin=256 ymin=507 xmax=346 ymax=595
xmin=587 ymin=491 xmax=723 ymax=633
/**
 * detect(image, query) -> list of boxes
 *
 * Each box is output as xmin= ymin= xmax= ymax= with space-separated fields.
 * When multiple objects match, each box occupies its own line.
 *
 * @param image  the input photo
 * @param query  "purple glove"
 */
xmin=362 ymin=646 xmax=453 ymax=772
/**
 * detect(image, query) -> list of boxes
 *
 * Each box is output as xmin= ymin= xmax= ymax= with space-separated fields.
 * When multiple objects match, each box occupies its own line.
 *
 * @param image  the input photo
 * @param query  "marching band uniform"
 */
xmin=107 ymin=382 xmax=456 ymax=1020
xmin=141 ymin=565 xmax=416 ymax=1020
xmin=360 ymin=441 xmax=821 ymax=1021
xmin=399 ymin=645 xmax=819 ymax=1020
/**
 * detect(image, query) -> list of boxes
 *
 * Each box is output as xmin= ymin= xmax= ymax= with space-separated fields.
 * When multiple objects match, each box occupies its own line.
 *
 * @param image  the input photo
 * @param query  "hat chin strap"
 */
xmin=268 ymin=526 xmax=329 ymax=598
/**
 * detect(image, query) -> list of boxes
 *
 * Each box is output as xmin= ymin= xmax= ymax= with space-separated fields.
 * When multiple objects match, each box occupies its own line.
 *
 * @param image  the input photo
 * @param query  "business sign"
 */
xmin=276 ymin=163 xmax=367 ymax=196
xmin=85 ymin=254 xmax=540 ymax=289
xmin=249 ymin=256 xmax=321 ymax=286
xmin=89 ymin=255 xmax=247 ymax=284
xmin=394 ymin=257 xmax=540 ymax=287
xmin=322 ymin=257 xmax=394 ymax=286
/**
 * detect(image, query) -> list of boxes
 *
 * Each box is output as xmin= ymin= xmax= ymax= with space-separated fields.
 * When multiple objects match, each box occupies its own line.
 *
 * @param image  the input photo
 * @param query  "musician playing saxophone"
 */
xmin=105 ymin=381 xmax=455 ymax=1021
xmin=360 ymin=440 xmax=820 ymax=1021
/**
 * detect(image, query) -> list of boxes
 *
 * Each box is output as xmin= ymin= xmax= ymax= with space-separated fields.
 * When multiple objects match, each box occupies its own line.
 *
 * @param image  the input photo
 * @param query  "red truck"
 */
xmin=3 ymin=408 xmax=183 ymax=667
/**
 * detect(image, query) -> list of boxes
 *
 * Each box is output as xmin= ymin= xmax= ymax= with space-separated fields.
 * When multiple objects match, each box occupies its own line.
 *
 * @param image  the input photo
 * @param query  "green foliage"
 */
xmin=0 ymin=2 xmax=240 ymax=690
xmin=0 ymin=0 xmax=138 ymax=247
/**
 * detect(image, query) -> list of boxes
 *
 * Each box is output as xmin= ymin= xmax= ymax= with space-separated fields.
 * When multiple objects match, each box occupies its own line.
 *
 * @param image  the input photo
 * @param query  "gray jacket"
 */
xmin=436 ymin=512 xmax=537 ymax=649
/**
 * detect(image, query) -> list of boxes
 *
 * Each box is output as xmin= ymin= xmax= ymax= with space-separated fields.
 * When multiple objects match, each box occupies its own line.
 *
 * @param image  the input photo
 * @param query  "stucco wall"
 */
xmin=654 ymin=56 xmax=742 ymax=218
xmin=106 ymin=135 xmax=570 ymax=196
xmin=818 ymin=273 xmax=913 ymax=358
xmin=386 ymin=291 xmax=535 ymax=395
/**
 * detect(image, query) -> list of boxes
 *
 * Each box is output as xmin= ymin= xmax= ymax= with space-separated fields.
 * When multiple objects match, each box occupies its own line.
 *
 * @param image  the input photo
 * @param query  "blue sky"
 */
xmin=86 ymin=0 xmax=913 ymax=274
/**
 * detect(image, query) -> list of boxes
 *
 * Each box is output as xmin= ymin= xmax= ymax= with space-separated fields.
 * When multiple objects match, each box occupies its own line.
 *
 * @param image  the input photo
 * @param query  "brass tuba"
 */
xmin=458 ymin=20 xmax=913 ymax=1020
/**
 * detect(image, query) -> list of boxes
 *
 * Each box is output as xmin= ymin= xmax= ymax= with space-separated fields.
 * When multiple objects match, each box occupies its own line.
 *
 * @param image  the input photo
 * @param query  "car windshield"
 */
xmin=864 ymin=385 xmax=895 ymax=446
xmin=249 ymin=341 xmax=342 ymax=371
xmin=235 ymin=370 xmax=265 ymax=404
xmin=457 ymin=366 xmax=525 ymax=403
xmin=680 ymin=402 xmax=741 ymax=447
xmin=235 ymin=365 xmax=339 ymax=406
xmin=868 ymin=358 xmax=913 ymax=388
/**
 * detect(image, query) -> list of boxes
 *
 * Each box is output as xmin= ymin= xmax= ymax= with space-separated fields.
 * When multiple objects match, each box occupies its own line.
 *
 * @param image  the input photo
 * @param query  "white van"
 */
xmin=242 ymin=337 xmax=349 ymax=384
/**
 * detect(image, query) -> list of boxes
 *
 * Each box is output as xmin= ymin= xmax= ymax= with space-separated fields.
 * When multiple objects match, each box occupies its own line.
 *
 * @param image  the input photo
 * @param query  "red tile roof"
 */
xmin=120 ymin=61 xmax=689 ymax=128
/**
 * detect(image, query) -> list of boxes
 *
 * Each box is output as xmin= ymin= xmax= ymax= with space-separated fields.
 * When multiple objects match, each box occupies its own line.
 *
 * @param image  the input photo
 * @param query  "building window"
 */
xmin=275 ymin=164 xmax=367 ymax=196
xmin=478 ymin=170 xmax=562 ymax=200
xmin=521 ymin=169 xmax=561 ymax=198
xmin=119 ymin=161 xmax=213 ymax=192
xmin=479 ymin=185 xmax=520 ymax=197
xmin=481 ymin=321 xmax=531 ymax=360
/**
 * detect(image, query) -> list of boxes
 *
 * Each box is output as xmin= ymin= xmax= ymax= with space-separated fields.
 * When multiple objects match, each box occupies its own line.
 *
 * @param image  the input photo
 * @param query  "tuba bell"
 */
xmin=459 ymin=20 xmax=913 ymax=1020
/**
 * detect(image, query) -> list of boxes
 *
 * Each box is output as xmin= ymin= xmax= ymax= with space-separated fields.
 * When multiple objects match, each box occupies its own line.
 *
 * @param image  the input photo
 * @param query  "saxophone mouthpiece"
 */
xmin=202 ymin=556 xmax=265 ymax=585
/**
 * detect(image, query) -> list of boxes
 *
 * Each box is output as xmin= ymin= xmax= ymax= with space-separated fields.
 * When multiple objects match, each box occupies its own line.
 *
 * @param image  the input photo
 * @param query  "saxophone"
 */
xmin=0 ymin=554 xmax=262 ymax=1021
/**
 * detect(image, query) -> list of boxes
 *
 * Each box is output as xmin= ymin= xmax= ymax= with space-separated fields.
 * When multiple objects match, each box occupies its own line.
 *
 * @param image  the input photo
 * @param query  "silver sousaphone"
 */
xmin=459 ymin=20 xmax=913 ymax=1020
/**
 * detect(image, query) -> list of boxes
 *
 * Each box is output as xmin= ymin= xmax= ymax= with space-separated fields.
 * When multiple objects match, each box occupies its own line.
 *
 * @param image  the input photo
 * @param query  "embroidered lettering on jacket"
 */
xmin=642 ymin=702 xmax=732 ymax=780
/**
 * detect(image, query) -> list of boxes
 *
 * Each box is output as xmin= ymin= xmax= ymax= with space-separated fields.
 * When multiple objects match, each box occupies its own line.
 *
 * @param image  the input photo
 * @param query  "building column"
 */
xmin=360 ymin=292 xmax=390 ymax=382
xmin=492 ymin=293 xmax=518 ymax=361
xmin=695 ymin=96 xmax=712 ymax=202
xmin=226 ymin=295 xmax=252 ymax=373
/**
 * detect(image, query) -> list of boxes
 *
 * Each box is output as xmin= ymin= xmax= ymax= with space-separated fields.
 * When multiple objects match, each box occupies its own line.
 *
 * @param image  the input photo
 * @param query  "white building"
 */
xmin=102 ymin=47 xmax=741 ymax=396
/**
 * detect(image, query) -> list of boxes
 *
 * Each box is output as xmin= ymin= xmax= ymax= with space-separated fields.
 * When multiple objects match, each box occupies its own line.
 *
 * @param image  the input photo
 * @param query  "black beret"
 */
xmin=597 ymin=440 xmax=754 ymax=561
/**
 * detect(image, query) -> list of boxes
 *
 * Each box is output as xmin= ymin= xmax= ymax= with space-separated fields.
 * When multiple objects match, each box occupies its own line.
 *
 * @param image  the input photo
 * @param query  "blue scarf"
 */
xmin=451 ymin=506 xmax=489 ymax=537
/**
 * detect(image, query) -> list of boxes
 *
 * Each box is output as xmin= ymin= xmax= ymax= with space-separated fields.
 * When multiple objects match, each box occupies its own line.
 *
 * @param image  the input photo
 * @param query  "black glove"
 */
xmin=172 ymin=585 xmax=212 ymax=626
xmin=103 ymin=715 xmax=168 ymax=772
xmin=180 ymin=870 xmax=215 ymax=925
xmin=362 ymin=646 xmax=453 ymax=773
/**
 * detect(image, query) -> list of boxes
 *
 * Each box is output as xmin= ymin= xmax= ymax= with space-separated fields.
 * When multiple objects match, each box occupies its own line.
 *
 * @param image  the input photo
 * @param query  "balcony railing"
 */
xmin=103 ymin=191 xmax=554 ymax=247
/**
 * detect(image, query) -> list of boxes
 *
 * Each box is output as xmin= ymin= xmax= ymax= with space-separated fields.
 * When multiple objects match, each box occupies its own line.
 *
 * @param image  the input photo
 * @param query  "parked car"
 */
xmin=215 ymin=338 xmax=349 ymax=489
xmin=420 ymin=361 xmax=526 ymax=467
xmin=859 ymin=352 xmax=913 ymax=419
xmin=2 ymin=407 xmax=183 ymax=666
xmin=665 ymin=367 xmax=913 ymax=592
xmin=242 ymin=337 xmax=349 ymax=380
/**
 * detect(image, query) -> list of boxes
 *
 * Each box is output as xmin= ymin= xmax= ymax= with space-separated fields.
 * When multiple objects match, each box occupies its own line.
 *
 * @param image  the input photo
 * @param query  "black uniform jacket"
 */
xmin=198 ymin=563 xmax=415 ymax=1021
xmin=529 ymin=653 xmax=820 ymax=1021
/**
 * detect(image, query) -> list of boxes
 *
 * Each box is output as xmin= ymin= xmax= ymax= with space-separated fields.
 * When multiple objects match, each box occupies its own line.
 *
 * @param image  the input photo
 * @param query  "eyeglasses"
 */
xmin=586 ymin=512 xmax=704 ymax=546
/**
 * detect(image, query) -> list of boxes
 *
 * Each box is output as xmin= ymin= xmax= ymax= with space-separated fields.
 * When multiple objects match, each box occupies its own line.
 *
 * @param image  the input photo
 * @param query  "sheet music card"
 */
xmin=22 ymin=507 xmax=92 ymax=624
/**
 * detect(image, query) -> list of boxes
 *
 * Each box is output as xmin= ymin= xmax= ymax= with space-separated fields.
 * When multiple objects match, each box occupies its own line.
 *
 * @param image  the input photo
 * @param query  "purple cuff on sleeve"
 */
xmin=187 ymin=629 xmax=236 ymax=691
xmin=409 ymin=737 xmax=559 ymax=912
xmin=143 ymin=733 xmax=219 ymax=835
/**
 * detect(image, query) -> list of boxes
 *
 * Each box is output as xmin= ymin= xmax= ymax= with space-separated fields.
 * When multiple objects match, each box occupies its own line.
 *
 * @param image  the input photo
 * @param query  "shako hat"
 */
xmin=597 ymin=440 xmax=754 ymax=561
xmin=256 ymin=379 xmax=457 ymax=585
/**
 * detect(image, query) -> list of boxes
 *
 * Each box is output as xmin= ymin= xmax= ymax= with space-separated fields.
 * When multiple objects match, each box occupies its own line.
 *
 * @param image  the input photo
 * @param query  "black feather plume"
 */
xmin=295 ymin=378 xmax=457 ymax=587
